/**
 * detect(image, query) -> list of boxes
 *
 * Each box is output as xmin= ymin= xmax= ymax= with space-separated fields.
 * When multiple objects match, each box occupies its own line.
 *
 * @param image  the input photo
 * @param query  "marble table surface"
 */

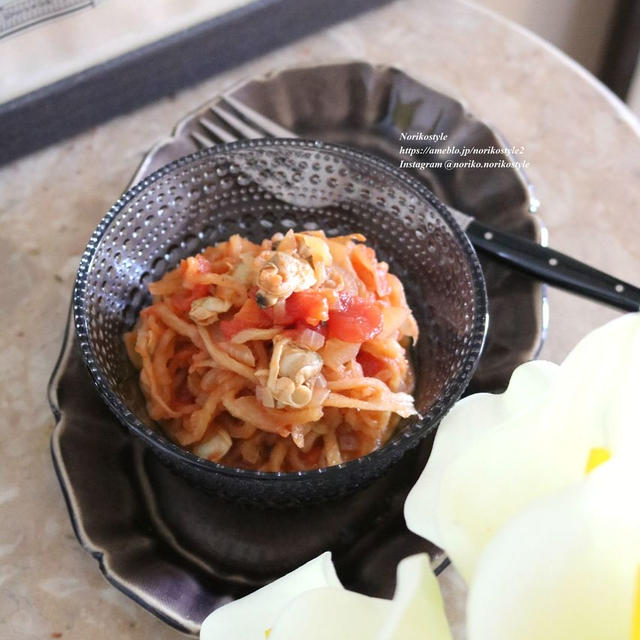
xmin=1 ymin=0 xmax=639 ymax=638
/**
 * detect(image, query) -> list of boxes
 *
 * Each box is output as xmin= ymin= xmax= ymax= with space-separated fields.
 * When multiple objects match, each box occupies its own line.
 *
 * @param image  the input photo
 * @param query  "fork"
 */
xmin=190 ymin=95 xmax=640 ymax=312
xmin=190 ymin=95 xmax=293 ymax=148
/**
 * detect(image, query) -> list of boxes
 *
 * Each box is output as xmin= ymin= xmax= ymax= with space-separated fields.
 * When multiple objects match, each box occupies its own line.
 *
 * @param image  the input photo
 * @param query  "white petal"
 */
xmin=405 ymin=360 xmax=563 ymax=580
xmin=379 ymin=554 xmax=453 ymax=640
xmin=547 ymin=312 xmax=640 ymax=455
xmin=269 ymin=587 xmax=391 ymax=640
xmin=405 ymin=314 xmax=640 ymax=583
xmin=468 ymin=459 xmax=640 ymax=640
xmin=200 ymin=552 xmax=341 ymax=640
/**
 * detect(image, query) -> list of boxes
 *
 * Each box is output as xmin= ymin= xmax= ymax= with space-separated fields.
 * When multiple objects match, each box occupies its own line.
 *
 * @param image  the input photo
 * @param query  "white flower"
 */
xmin=544 ymin=312 xmax=640 ymax=455
xmin=267 ymin=585 xmax=390 ymax=640
xmin=269 ymin=554 xmax=452 ymax=640
xmin=379 ymin=554 xmax=454 ymax=640
xmin=405 ymin=313 xmax=640 ymax=582
xmin=467 ymin=457 xmax=640 ymax=640
xmin=200 ymin=552 xmax=340 ymax=640
xmin=404 ymin=359 xmax=561 ymax=581
xmin=200 ymin=553 xmax=453 ymax=640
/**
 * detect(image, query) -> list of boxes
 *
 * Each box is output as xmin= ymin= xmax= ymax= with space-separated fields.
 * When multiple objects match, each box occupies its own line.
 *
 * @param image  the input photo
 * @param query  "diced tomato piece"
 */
xmin=327 ymin=295 xmax=383 ymax=342
xmin=220 ymin=298 xmax=273 ymax=339
xmin=285 ymin=291 xmax=329 ymax=326
xmin=356 ymin=350 xmax=385 ymax=377
xmin=263 ymin=291 xmax=329 ymax=327
xmin=332 ymin=290 xmax=376 ymax=310
xmin=171 ymin=284 xmax=209 ymax=313
xmin=332 ymin=291 xmax=351 ymax=312
xmin=265 ymin=300 xmax=292 ymax=325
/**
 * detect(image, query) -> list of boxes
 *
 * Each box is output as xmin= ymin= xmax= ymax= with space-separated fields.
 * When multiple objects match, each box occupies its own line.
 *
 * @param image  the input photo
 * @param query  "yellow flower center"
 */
xmin=584 ymin=447 xmax=611 ymax=474
xmin=265 ymin=630 xmax=271 ymax=639
xmin=632 ymin=566 xmax=640 ymax=640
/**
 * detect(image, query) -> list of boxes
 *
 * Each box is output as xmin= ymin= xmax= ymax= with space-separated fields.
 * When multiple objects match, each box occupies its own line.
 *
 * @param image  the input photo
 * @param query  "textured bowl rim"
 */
xmin=73 ymin=138 xmax=488 ymax=484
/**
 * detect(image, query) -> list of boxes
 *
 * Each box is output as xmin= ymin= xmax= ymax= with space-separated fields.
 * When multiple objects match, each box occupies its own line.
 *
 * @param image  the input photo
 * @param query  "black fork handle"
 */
xmin=466 ymin=220 xmax=640 ymax=312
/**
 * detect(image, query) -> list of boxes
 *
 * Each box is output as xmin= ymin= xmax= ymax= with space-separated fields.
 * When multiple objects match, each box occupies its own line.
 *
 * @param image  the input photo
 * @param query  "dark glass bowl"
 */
xmin=73 ymin=139 xmax=488 ymax=506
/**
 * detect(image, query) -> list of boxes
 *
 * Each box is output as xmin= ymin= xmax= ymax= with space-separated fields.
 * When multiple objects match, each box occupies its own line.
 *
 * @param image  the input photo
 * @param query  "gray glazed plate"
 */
xmin=49 ymin=61 xmax=546 ymax=634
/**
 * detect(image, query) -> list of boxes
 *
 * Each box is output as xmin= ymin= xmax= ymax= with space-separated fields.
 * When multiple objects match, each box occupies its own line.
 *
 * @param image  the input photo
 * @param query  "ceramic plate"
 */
xmin=49 ymin=61 xmax=546 ymax=634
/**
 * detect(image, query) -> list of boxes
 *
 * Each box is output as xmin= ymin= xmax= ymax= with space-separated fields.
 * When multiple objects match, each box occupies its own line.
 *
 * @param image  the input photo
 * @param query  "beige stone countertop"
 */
xmin=1 ymin=0 xmax=639 ymax=638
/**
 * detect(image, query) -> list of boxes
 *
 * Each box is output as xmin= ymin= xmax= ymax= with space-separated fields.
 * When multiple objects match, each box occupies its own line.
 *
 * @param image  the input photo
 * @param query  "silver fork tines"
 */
xmin=223 ymin=95 xmax=295 ymax=138
xmin=191 ymin=95 xmax=297 ymax=149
